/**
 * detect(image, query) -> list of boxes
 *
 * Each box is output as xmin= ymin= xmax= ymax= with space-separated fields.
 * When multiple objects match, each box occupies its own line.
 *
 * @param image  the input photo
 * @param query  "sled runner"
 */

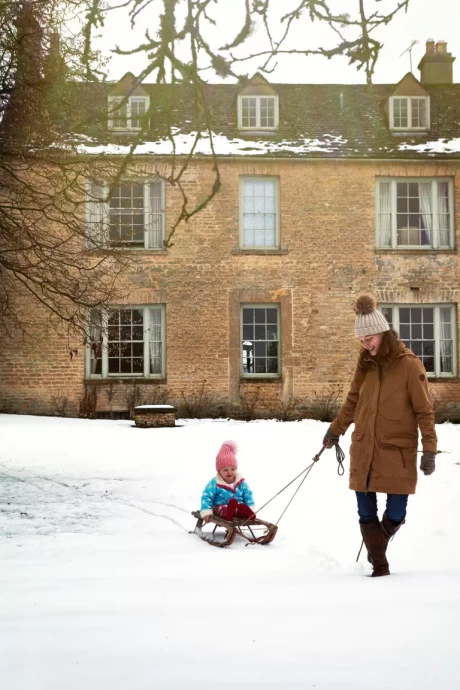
xmin=191 ymin=510 xmax=278 ymax=548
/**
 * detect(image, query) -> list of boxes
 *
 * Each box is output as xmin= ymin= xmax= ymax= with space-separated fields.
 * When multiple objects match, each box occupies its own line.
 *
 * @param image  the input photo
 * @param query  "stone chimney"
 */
xmin=418 ymin=38 xmax=455 ymax=84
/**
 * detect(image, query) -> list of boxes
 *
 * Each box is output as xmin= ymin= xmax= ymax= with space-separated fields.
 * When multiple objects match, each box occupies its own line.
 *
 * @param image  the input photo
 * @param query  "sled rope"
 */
xmin=249 ymin=443 xmax=346 ymax=526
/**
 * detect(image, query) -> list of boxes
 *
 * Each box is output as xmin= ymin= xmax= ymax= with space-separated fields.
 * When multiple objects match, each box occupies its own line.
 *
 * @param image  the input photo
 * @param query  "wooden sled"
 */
xmin=191 ymin=510 xmax=278 ymax=548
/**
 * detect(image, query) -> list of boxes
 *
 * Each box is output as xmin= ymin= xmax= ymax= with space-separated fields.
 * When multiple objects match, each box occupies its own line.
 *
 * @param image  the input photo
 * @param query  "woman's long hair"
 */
xmin=358 ymin=329 xmax=402 ymax=371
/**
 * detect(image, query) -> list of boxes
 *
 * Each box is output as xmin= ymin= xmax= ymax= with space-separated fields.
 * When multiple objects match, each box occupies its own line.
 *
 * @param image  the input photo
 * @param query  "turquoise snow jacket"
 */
xmin=200 ymin=473 xmax=255 ymax=518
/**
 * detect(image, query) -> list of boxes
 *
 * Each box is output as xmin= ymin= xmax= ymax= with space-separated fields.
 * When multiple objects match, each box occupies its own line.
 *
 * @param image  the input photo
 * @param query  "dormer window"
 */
xmin=108 ymin=95 xmax=150 ymax=130
xmin=390 ymin=96 xmax=430 ymax=131
xmin=238 ymin=95 xmax=279 ymax=130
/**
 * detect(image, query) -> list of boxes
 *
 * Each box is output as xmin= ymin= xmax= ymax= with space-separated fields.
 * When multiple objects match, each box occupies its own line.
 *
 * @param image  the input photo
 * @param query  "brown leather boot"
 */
xmin=381 ymin=511 xmax=404 ymax=554
xmin=360 ymin=519 xmax=390 ymax=577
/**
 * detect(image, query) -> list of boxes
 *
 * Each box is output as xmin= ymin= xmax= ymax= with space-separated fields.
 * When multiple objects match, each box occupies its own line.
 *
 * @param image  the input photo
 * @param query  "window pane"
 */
xmin=243 ymin=325 xmax=254 ymax=340
xmin=243 ymin=308 xmax=254 ymax=323
xmin=255 ymin=308 xmax=266 ymax=324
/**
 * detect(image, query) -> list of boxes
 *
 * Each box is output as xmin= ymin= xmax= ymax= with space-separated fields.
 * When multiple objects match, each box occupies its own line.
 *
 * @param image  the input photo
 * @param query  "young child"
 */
xmin=200 ymin=441 xmax=256 ymax=523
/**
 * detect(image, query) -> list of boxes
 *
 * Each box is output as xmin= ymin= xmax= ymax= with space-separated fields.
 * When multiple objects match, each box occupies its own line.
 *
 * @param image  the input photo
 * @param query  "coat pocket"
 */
xmin=380 ymin=391 xmax=405 ymax=421
xmin=381 ymin=436 xmax=417 ymax=471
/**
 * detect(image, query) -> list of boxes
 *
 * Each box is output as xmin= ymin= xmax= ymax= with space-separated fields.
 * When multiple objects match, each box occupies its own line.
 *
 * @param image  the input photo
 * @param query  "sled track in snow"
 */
xmin=0 ymin=466 xmax=190 ymax=535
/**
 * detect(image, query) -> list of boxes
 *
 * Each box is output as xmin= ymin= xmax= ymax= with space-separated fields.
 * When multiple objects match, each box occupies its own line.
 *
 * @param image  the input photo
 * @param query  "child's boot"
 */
xmin=235 ymin=503 xmax=256 ymax=520
xmin=222 ymin=498 xmax=238 ymax=521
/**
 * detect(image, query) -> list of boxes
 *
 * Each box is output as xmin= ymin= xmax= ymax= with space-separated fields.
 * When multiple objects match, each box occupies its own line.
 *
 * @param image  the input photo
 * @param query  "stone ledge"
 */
xmin=232 ymin=248 xmax=289 ymax=256
xmin=375 ymin=249 xmax=456 ymax=255
xmin=240 ymin=378 xmax=282 ymax=384
xmin=84 ymin=378 xmax=167 ymax=385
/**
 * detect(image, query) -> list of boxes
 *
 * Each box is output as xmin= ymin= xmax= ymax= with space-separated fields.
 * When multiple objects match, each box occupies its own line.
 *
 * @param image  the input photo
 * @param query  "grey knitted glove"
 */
xmin=420 ymin=451 xmax=436 ymax=476
xmin=323 ymin=427 xmax=340 ymax=449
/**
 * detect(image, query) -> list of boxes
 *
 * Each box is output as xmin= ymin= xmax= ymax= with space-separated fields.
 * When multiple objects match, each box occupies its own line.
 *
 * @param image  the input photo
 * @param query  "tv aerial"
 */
xmin=400 ymin=40 xmax=419 ymax=73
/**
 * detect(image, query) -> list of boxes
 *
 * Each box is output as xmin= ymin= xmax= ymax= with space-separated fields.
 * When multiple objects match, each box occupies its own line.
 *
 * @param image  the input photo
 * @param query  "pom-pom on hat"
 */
xmin=216 ymin=440 xmax=238 ymax=472
xmin=354 ymin=294 xmax=390 ymax=337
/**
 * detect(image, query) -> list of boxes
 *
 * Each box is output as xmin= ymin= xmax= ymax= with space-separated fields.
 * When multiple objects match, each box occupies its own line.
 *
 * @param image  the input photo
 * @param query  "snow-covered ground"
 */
xmin=1 ymin=414 xmax=459 ymax=690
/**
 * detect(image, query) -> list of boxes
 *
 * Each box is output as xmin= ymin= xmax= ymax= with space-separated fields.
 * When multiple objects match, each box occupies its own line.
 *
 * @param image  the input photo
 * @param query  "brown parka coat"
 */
xmin=330 ymin=344 xmax=437 ymax=494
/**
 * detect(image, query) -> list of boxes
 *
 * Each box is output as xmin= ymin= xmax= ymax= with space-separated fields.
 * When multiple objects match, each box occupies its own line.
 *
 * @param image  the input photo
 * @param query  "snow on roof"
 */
xmin=398 ymin=138 xmax=460 ymax=154
xmin=75 ymin=129 xmax=348 ymax=157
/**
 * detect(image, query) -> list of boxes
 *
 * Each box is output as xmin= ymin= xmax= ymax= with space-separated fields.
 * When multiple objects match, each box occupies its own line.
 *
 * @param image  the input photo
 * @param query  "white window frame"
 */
xmin=108 ymin=95 xmax=150 ymax=130
xmin=380 ymin=303 xmax=457 ymax=378
xmin=240 ymin=304 xmax=281 ymax=379
xmin=237 ymin=94 xmax=279 ymax=130
xmin=389 ymin=96 xmax=430 ymax=131
xmin=376 ymin=177 xmax=454 ymax=250
xmin=239 ymin=176 xmax=280 ymax=249
xmin=85 ymin=179 xmax=165 ymax=250
xmin=86 ymin=305 xmax=166 ymax=379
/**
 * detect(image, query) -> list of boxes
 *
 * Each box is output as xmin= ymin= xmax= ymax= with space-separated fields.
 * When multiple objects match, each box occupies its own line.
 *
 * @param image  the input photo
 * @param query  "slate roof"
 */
xmin=69 ymin=80 xmax=460 ymax=160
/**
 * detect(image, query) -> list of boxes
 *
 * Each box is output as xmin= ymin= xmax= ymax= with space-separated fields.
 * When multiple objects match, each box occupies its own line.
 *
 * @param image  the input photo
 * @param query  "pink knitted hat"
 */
xmin=216 ymin=441 xmax=238 ymax=472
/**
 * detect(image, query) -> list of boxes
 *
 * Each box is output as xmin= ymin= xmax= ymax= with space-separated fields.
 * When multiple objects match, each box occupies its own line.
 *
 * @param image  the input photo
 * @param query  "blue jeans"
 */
xmin=356 ymin=492 xmax=408 ymax=525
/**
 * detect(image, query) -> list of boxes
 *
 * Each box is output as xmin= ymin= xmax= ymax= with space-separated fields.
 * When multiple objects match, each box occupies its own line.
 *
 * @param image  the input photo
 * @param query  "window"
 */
xmin=87 ymin=306 xmax=165 ymax=378
xmin=380 ymin=304 xmax=456 ymax=377
xmin=86 ymin=180 xmax=164 ymax=249
xmin=241 ymin=305 xmax=280 ymax=377
xmin=238 ymin=95 xmax=278 ymax=130
xmin=390 ymin=96 xmax=429 ymax=130
xmin=240 ymin=177 xmax=279 ymax=249
xmin=376 ymin=178 xmax=454 ymax=249
xmin=108 ymin=96 xmax=149 ymax=129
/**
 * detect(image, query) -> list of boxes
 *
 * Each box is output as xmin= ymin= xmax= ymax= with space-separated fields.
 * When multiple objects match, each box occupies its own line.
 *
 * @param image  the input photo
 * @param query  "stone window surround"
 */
xmin=228 ymin=288 xmax=293 ymax=401
xmin=389 ymin=95 xmax=430 ymax=131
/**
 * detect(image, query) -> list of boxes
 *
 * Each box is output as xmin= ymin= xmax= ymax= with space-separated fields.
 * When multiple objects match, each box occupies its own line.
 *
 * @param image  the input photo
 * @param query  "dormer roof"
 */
xmin=108 ymin=72 xmax=149 ymax=98
xmin=390 ymin=72 xmax=429 ymax=98
xmin=238 ymin=73 xmax=278 ymax=97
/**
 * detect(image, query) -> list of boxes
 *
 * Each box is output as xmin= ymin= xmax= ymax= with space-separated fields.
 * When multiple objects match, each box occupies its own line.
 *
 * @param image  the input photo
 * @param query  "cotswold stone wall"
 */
xmin=2 ymin=158 xmax=460 ymax=419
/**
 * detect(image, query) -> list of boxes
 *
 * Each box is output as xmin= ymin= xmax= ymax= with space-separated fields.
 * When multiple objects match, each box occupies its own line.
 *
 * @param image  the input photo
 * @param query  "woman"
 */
xmin=323 ymin=294 xmax=437 ymax=577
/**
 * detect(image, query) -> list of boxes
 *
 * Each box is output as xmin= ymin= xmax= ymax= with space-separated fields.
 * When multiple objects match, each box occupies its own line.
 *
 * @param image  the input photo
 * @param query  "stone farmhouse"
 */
xmin=2 ymin=39 xmax=460 ymax=419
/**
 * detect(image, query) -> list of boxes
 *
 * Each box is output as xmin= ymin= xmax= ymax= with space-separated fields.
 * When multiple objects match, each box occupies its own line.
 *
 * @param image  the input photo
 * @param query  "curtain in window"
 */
xmin=440 ymin=307 xmax=453 ymax=374
xmin=148 ymin=182 xmax=163 ymax=248
xmin=437 ymin=182 xmax=450 ymax=247
xmin=149 ymin=308 xmax=162 ymax=375
xmin=89 ymin=309 xmax=103 ymax=374
xmin=378 ymin=182 xmax=392 ymax=247
xmin=419 ymin=182 xmax=432 ymax=244
xmin=86 ymin=181 xmax=107 ymax=247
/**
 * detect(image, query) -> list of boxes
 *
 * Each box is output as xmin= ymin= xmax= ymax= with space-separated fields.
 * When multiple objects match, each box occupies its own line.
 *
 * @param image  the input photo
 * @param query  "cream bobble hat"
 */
xmin=354 ymin=294 xmax=390 ymax=337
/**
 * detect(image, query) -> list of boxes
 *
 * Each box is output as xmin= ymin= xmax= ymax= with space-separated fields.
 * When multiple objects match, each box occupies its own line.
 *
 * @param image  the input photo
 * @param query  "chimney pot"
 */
xmin=436 ymin=40 xmax=447 ymax=54
xmin=426 ymin=39 xmax=435 ymax=55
